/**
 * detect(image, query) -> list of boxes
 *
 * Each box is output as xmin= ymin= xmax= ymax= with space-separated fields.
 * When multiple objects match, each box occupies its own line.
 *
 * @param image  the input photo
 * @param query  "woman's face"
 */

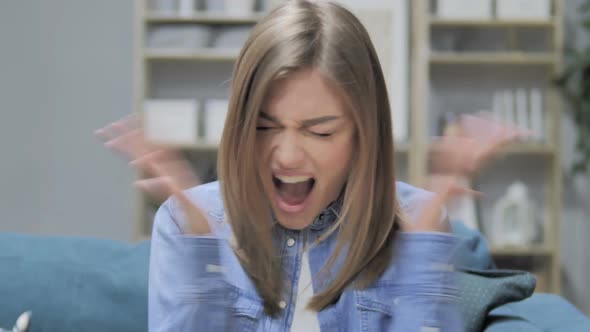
xmin=256 ymin=69 xmax=355 ymax=230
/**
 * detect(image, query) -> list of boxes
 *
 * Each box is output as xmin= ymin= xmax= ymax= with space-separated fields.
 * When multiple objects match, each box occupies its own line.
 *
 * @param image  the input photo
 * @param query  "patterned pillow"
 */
xmin=0 ymin=311 xmax=31 ymax=332
xmin=459 ymin=268 xmax=536 ymax=332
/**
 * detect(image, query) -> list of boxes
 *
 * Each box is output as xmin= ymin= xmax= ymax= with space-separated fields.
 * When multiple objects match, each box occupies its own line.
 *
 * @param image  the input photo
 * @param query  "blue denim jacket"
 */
xmin=148 ymin=181 xmax=464 ymax=331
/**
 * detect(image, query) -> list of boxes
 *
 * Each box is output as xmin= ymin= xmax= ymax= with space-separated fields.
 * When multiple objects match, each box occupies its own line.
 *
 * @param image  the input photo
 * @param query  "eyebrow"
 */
xmin=259 ymin=112 xmax=341 ymax=127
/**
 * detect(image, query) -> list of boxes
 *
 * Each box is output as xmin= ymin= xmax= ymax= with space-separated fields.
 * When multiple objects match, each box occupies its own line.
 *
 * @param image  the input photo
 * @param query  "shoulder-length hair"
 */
xmin=218 ymin=0 xmax=403 ymax=316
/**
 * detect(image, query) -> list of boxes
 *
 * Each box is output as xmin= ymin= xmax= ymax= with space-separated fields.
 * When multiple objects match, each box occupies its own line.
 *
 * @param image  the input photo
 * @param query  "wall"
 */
xmin=0 ymin=0 xmax=136 ymax=241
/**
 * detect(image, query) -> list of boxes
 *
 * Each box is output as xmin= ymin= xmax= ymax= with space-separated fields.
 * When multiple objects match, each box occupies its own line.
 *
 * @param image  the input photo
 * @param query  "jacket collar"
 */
xmin=271 ymin=190 xmax=344 ymax=232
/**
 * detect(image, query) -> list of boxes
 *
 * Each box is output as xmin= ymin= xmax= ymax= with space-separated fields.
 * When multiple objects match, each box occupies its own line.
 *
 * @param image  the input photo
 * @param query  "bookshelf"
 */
xmin=410 ymin=0 xmax=563 ymax=293
xmin=133 ymin=1 xmax=271 ymax=240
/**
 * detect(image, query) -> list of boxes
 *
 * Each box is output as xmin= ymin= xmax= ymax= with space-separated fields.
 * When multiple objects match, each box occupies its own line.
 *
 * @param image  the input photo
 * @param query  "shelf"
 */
xmin=144 ymin=48 xmax=240 ymax=61
xmin=429 ymin=16 xmax=556 ymax=28
xmin=146 ymin=11 xmax=265 ymax=24
xmin=490 ymin=244 xmax=554 ymax=256
xmin=500 ymin=143 xmax=556 ymax=156
xmin=430 ymin=52 xmax=556 ymax=65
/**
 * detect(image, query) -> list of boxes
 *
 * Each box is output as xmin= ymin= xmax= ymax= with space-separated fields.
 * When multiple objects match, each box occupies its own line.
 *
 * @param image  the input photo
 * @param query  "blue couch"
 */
xmin=0 ymin=222 xmax=588 ymax=331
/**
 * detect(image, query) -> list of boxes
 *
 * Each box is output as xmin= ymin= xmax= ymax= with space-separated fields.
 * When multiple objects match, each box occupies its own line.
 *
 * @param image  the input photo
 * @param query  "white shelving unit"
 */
xmin=411 ymin=0 xmax=564 ymax=293
xmin=133 ymin=1 xmax=270 ymax=240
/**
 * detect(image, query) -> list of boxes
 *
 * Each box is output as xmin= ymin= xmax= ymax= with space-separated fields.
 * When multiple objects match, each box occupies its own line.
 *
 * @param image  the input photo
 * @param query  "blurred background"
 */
xmin=0 ymin=0 xmax=589 ymax=317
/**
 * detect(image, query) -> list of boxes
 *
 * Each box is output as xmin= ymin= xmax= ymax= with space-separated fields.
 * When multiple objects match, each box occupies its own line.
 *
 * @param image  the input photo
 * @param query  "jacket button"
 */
xmin=287 ymin=238 xmax=295 ymax=247
xmin=279 ymin=301 xmax=287 ymax=309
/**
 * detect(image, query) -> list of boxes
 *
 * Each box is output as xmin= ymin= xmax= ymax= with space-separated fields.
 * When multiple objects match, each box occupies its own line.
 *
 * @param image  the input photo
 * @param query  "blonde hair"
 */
xmin=218 ymin=0 xmax=402 ymax=316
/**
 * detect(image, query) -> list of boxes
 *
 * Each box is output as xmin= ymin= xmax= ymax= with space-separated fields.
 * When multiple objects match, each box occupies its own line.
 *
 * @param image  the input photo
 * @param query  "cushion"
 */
xmin=451 ymin=220 xmax=496 ymax=270
xmin=459 ymin=268 xmax=536 ymax=332
xmin=0 ymin=233 xmax=150 ymax=332
xmin=451 ymin=221 xmax=537 ymax=332
xmin=486 ymin=293 xmax=590 ymax=332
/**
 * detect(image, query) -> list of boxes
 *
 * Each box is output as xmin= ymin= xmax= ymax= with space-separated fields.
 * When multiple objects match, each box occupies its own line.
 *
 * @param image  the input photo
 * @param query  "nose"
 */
xmin=274 ymin=132 xmax=305 ymax=169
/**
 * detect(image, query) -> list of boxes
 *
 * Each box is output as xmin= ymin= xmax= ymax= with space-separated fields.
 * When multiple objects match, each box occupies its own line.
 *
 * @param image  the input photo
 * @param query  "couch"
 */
xmin=0 ymin=222 xmax=588 ymax=331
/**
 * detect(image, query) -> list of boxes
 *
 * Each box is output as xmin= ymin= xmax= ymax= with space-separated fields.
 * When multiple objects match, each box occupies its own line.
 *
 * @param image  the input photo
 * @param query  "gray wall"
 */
xmin=0 ymin=0 xmax=135 ymax=241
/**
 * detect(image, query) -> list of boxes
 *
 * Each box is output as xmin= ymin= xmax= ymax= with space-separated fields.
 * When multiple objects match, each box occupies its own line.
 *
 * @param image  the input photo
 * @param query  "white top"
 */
xmin=291 ymin=251 xmax=321 ymax=331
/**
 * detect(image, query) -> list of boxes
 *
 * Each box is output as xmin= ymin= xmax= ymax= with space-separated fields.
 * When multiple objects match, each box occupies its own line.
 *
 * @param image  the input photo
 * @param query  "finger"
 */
xmin=96 ymin=114 xmax=140 ymax=142
xmin=110 ymin=115 xmax=140 ymax=137
xmin=129 ymin=149 xmax=166 ymax=168
xmin=129 ymin=149 xmax=183 ymax=176
xmin=105 ymin=129 xmax=154 ymax=160
xmin=95 ymin=123 xmax=121 ymax=142
xmin=94 ymin=127 xmax=111 ymax=141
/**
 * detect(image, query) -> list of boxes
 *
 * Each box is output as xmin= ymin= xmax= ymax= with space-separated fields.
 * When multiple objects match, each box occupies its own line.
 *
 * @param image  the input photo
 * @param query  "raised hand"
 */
xmin=404 ymin=113 xmax=528 ymax=233
xmin=95 ymin=115 xmax=210 ymax=235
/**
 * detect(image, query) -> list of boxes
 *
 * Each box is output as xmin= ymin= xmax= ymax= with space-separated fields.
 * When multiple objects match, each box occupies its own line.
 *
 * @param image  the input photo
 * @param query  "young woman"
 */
xmin=98 ymin=1 xmax=520 ymax=330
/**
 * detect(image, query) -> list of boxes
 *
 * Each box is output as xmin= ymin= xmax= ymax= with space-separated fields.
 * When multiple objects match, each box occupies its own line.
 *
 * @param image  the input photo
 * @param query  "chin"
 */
xmin=273 ymin=209 xmax=315 ymax=230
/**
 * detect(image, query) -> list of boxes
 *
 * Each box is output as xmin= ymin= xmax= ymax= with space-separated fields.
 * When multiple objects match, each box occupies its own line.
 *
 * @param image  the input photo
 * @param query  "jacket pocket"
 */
xmin=355 ymin=289 xmax=394 ymax=332
xmin=230 ymin=288 xmax=264 ymax=332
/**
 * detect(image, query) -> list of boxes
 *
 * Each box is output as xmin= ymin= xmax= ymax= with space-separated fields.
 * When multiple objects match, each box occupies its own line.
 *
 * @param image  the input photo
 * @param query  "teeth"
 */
xmin=275 ymin=175 xmax=312 ymax=184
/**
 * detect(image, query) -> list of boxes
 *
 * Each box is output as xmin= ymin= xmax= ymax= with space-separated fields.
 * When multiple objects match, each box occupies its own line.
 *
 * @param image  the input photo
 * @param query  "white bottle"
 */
xmin=491 ymin=181 xmax=537 ymax=246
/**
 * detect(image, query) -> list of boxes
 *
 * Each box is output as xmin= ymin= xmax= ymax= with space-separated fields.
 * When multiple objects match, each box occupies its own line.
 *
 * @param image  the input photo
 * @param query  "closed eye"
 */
xmin=256 ymin=126 xmax=275 ymax=131
xmin=311 ymin=131 xmax=333 ymax=138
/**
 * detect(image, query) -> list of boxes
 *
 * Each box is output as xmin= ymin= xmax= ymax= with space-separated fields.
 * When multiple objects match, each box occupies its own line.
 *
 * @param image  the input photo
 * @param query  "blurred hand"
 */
xmin=95 ymin=115 xmax=210 ymax=235
xmin=403 ymin=114 xmax=528 ymax=233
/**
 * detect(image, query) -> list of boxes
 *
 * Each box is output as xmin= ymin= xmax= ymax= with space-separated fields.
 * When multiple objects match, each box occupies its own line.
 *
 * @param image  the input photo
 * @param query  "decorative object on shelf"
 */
xmin=529 ymin=87 xmax=544 ymax=141
xmin=205 ymin=0 xmax=256 ymax=15
xmin=490 ymin=181 xmax=539 ymax=246
xmin=225 ymin=0 xmax=256 ymax=16
xmin=147 ymin=25 xmax=211 ymax=49
xmin=492 ymin=90 xmax=517 ymax=128
xmin=436 ymin=0 xmax=492 ymax=19
xmin=204 ymin=0 xmax=224 ymax=12
xmin=555 ymin=0 xmax=590 ymax=174
xmin=149 ymin=0 xmax=180 ymax=14
xmin=492 ymin=88 xmax=545 ymax=141
xmin=204 ymin=99 xmax=229 ymax=145
xmin=496 ymin=0 xmax=551 ymax=21
xmin=178 ymin=0 xmax=195 ymax=16
xmin=515 ymin=88 xmax=530 ymax=131
xmin=211 ymin=26 xmax=252 ymax=49
xmin=144 ymin=99 xmax=199 ymax=145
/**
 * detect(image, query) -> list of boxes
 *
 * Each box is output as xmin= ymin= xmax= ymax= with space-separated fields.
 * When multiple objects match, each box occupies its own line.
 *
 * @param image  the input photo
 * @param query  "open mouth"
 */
xmin=273 ymin=175 xmax=315 ymax=209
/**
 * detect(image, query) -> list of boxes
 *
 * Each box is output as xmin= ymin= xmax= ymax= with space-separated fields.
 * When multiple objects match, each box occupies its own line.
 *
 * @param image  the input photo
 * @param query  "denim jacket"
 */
xmin=148 ymin=181 xmax=464 ymax=331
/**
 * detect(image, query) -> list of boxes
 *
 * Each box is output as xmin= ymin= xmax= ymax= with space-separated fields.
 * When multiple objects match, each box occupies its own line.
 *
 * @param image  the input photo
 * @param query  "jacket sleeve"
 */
xmin=390 ymin=231 xmax=465 ymax=332
xmin=148 ymin=198 xmax=231 ymax=331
